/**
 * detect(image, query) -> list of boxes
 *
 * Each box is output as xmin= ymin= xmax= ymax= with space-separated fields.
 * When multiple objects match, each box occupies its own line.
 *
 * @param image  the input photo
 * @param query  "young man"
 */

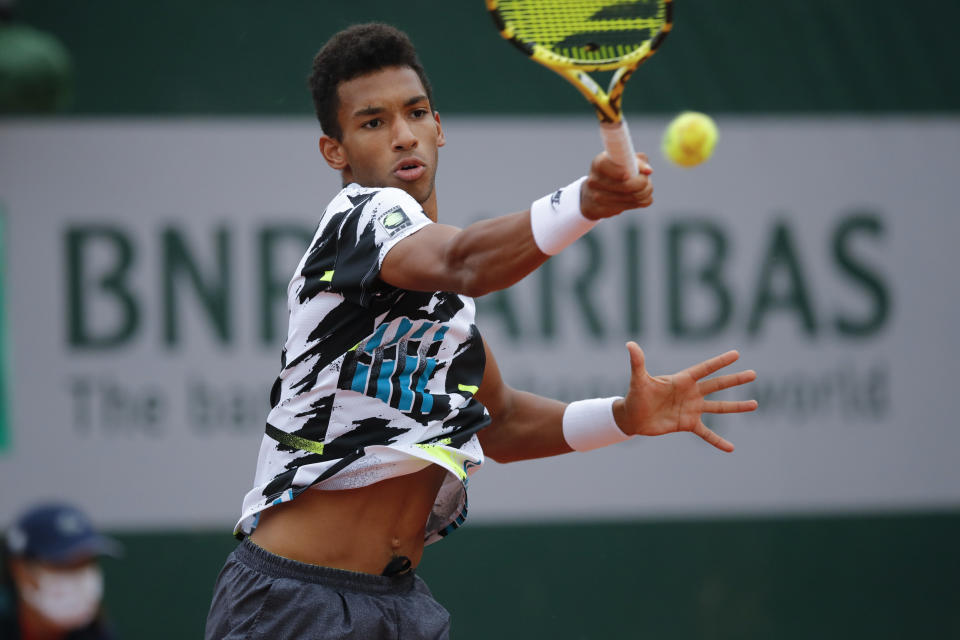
xmin=206 ymin=23 xmax=757 ymax=639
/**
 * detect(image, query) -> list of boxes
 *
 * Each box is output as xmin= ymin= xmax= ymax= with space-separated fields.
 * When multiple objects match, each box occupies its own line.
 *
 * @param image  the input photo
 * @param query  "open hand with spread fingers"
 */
xmin=611 ymin=342 xmax=758 ymax=452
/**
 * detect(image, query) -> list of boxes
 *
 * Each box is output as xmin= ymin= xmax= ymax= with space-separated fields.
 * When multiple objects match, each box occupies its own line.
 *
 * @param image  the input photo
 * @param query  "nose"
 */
xmin=392 ymin=118 xmax=417 ymax=151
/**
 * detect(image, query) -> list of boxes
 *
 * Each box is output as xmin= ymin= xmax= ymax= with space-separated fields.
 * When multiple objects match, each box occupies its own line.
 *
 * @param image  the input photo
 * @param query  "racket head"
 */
xmin=487 ymin=0 xmax=673 ymax=72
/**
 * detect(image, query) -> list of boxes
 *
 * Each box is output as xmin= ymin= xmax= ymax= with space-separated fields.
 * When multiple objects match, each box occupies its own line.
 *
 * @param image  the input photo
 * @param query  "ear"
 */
xmin=433 ymin=111 xmax=445 ymax=148
xmin=319 ymin=135 xmax=349 ymax=171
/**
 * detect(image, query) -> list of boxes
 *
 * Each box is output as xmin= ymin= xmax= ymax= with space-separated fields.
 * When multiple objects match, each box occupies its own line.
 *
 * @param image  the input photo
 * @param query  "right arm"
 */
xmin=380 ymin=213 xmax=545 ymax=298
xmin=380 ymin=151 xmax=654 ymax=296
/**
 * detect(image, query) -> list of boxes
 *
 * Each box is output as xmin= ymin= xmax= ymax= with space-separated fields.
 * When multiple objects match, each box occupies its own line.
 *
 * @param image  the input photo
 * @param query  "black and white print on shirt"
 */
xmin=237 ymin=184 xmax=489 ymax=544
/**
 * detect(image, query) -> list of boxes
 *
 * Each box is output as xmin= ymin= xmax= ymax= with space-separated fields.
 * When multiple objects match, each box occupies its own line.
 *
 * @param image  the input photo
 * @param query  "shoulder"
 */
xmin=331 ymin=184 xmax=420 ymax=210
xmin=324 ymin=184 xmax=425 ymax=225
xmin=352 ymin=185 xmax=424 ymax=221
xmin=337 ymin=184 xmax=431 ymax=237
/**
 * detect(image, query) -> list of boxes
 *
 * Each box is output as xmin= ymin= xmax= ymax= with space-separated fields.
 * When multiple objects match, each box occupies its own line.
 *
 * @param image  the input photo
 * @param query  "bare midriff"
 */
xmin=249 ymin=464 xmax=448 ymax=575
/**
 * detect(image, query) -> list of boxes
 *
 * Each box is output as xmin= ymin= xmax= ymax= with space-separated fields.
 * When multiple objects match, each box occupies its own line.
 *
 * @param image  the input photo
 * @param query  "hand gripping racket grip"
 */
xmin=599 ymin=119 xmax=639 ymax=175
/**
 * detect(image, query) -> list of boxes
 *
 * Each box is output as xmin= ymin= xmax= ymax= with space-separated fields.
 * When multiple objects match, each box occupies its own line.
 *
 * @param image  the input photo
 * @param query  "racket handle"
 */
xmin=599 ymin=119 xmax=639 ymax=175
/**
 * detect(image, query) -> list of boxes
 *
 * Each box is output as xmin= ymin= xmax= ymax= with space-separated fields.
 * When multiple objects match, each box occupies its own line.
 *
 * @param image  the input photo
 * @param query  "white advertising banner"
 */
xmin=0 ymin=117 xmax=957 ymax=529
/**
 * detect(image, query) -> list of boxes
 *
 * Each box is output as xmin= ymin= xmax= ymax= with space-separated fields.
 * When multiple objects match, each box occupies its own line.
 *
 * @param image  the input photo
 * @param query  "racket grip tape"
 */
xmin=599 ymin=120 xmax=639 ymax=175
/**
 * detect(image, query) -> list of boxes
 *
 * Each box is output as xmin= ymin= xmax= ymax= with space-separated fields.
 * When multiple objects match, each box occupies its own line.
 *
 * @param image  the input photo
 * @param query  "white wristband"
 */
xmin=529 ymin=176 xmax=595 ymax=255
xmin=562 ymin=396 xmax=631 ymax=452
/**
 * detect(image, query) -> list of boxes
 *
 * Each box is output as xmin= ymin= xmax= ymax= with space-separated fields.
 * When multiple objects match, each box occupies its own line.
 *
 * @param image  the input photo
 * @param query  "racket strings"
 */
xmin=495 ymin=0 xmax=667 ymax=63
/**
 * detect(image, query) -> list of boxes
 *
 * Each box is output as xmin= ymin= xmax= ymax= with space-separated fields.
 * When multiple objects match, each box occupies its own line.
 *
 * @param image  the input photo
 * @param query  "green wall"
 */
xmin=103 ymin=511 xmax=960 ymax=639
xmin=14 ymin=0 xmax=960 ymax=115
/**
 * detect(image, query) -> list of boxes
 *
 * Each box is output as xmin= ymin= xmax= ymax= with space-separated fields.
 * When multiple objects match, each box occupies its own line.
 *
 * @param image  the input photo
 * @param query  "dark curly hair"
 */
xmin=308 ymin=23 xmax=435 ymax=140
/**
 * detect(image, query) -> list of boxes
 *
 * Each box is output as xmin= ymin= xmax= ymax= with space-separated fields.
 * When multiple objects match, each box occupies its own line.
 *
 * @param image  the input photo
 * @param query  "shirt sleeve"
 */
xmin=330 ymin=187 xmax=432 ymax=307
xmin=367 ymin=188 xmax=433 ymax=269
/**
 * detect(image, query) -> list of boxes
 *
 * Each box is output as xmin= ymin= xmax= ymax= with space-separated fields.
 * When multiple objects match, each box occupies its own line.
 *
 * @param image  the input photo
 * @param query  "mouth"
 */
xmin=393 ymin=158 xmax=426 ymax=182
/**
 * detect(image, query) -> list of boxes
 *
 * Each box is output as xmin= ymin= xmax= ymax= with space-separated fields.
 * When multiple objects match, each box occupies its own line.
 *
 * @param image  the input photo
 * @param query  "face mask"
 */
xmin=20 ymin=565 xmax=103 ymax=629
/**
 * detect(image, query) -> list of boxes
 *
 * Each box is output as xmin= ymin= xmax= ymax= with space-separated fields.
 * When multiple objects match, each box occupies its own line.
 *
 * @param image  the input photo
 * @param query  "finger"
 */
xmin=694 ymin=421 xmax=735 ymax=452
xmin=701 ymin=399 xmax=759 ymax=414
xmin=637 ymin=183 xmax=654 ymax=206
xmin=684 ymin=350 xmax=740 ymax=381
xmin=589 ymin=190 xmax=653 ymax=208
xmin=631 ymin=182 xmax=654 ymax=202
xmin=588 ymin=188 xmax=647 ymax=203
xmin=626 ymin=341 xmax=646 ymax=378
xmin=635 ymin=152 xmax=653 ymax=175
xmin=585 ymin=190 xmax=653 ymax=214
xmin=595 ymin=152 xmax=652 ymax=182
xmin=594 ymin=152 xmax=632 ymax=181
xmin=586 ymin=171 xmax=651 ymax=194
xmin=698 ymin=370 xmax=757 ymax=395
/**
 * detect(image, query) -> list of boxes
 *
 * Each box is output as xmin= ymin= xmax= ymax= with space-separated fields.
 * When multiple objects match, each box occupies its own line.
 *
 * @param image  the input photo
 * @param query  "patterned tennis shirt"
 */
xmin=236 ymin=184 xmax=489 ymax=544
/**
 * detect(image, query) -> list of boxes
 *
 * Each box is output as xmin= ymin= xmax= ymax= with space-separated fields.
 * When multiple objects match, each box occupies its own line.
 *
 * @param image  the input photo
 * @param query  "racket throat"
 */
xmin=558 ymin=68 xmax=630 ymax=124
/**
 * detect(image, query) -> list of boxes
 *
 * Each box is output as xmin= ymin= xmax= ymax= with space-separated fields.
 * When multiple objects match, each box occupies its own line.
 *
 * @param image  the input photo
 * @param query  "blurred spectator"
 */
xmin=0 ymin=503 xmax=120 ymax=639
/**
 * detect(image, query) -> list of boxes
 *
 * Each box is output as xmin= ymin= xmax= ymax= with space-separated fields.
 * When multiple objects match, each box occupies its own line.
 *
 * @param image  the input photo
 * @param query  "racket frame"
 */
xmin=487 ymin=0 xmax=674 ymax=171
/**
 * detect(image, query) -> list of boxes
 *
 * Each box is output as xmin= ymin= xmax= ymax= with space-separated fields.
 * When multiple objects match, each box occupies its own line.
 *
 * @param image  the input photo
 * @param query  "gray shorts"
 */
xmin=205 ymin=539 xmax=450 ymax=639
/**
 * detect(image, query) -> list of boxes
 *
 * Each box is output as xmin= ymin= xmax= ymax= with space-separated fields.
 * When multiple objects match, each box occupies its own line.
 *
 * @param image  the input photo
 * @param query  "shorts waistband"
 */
xmin=234 ymin=538 xmax=417 ymax=595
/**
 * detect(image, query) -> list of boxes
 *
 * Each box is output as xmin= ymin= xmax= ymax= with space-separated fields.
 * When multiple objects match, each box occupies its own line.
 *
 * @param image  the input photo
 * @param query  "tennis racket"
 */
xmin=486 ymin=0 xmax=673 ymax=174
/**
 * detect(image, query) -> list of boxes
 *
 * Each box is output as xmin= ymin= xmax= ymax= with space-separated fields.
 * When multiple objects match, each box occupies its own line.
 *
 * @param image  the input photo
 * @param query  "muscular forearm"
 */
xmin=380 ymin=210 xmax=551 ymax=296
xmin=478 ymin=389 xmax=571 ymax=463
xmin=382 ymin=176 xmax=605 ymax=296
xmin=443 ymin=211 xmax=548 ymax=297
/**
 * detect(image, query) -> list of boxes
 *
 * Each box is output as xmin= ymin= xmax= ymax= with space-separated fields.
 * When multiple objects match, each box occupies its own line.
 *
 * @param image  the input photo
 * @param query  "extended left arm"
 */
xmin=474 ymin=339 xmax=571 ymax=463
xmin=476 ymin=339 xmax=758 ymax=463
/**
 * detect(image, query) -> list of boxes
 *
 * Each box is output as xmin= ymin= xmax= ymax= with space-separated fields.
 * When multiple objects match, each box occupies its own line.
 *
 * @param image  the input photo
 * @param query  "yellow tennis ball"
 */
xmin=662 ymin=111 xmax=718 ymax=167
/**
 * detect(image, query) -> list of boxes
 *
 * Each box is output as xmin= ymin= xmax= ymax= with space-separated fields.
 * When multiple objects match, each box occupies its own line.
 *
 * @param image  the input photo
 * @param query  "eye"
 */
xmin=362 ymin=118 xmax=383 ymax=129
xmin=410 ymin=108 xmax=429 ymax=119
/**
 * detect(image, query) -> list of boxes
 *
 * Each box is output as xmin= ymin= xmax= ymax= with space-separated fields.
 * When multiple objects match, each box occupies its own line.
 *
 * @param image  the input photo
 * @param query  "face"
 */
xmin=320 ymin=66 xmax=445 ymax=218
xmin=11 ymin=556 xmax=103 ymax=630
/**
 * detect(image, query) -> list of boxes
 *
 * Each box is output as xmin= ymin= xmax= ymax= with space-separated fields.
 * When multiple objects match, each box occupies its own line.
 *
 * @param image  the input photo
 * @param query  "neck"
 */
xmin=420 ymin=188 xmax=438 ymax=222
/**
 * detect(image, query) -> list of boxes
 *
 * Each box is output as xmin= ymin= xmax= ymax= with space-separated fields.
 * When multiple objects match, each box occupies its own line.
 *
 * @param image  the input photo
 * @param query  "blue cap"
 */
xmin=5 ymin=503 xmax=122 ymax=564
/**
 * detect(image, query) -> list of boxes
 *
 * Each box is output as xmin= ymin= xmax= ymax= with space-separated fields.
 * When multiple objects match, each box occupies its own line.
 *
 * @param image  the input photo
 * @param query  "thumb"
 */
xmin=626 ymin=341 xmax=646 ymax=376
xmin=635 ymin=152 xmax=653 ymax=175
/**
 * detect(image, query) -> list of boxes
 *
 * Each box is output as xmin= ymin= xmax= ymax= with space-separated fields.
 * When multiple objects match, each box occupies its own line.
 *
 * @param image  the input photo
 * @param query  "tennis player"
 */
xmin=205 ymin=23 xmax=757 ymax=639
